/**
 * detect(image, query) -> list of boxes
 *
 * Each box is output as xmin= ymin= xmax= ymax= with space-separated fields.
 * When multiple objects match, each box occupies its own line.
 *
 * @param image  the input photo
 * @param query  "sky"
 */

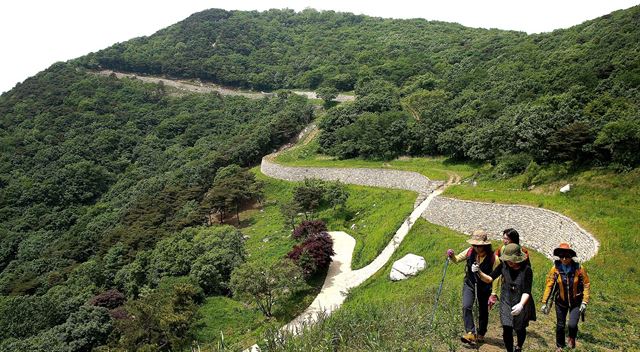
xmin=0 ymin=0 xmax=638 ymax=94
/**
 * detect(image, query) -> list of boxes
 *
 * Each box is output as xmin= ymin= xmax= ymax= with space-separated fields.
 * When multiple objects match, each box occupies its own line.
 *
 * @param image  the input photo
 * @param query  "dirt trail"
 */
xmin=93 ymin=70 xmax=355 ymax=102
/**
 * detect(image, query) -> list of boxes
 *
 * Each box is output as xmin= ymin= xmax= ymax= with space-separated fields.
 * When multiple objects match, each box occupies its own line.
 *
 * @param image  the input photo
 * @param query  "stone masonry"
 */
xmin=261 ymin=157 xmax=443 ymax=202
xmin=422 ymin=197 xmax=599 ymax=262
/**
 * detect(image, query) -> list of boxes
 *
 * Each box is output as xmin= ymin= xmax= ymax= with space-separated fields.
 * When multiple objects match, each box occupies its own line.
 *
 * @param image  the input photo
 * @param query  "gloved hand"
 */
xmin=488 ymin=294 xmax=498 ymax=310
xmin=580 ymin=302 xmax=587 ymax=313
xmin=541 ymin=304 xmax=550 ymax=315
xmin=446 ymin=249 xmax=455 ymax=258
xmin=471 ymin=263 xmax=480 ymax=273
xmin=511 ymin=303 xmax=524 ymax=316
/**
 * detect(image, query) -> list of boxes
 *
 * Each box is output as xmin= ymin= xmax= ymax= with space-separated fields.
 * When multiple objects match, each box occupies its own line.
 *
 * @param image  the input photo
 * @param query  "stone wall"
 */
xmin=261 ymin=158 xmax=442 ymax=196
xmin=422 ymin=197 xmax=599 ymax=262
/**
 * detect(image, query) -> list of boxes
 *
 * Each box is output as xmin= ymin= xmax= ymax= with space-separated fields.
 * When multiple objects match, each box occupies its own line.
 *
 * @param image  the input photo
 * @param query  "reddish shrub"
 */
xmin=88 ymin=289 xmax=126 ymax=309
xmin=287 ymin=232 xmax=335 ymax=277
xmin=109 ymin=306 xmax=130 ymax=320
xmin=292 ymin=220 xmax=328 ymax=240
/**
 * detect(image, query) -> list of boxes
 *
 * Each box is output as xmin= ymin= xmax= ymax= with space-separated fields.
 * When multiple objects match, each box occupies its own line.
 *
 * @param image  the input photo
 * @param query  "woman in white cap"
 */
xmin=474 ymin=243 xmax=536 ymax=352
xmin=540 ymin=242 xmax=591 ymax=351
xmin=446 ymin=230 xmax=500 ymax=345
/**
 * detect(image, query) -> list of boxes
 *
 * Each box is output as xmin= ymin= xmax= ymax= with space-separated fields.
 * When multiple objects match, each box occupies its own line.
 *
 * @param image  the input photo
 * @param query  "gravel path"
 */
xmin=94 ymin=70 xmax=355 ymax=101
xmin=261 ymin=157 xmax=443 ymax=202
xmin=422 ymin=197 xmax=599 ymax=261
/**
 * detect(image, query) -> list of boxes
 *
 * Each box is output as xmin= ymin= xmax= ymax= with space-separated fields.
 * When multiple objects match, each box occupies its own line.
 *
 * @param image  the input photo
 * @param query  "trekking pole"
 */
xmin=430 ymin=257 xmax=450 ymax=328
xmin=474 ymin=269 xmax=480 ymax=349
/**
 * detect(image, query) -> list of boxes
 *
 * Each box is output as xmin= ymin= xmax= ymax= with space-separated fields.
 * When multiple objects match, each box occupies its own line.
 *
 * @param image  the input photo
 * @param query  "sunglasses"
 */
xmin=559 ymin=255 xmax=572 ymax=259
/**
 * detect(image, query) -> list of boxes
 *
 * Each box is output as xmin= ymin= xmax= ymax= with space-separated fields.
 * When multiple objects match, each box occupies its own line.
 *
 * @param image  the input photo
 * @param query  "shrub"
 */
xmin=292 ymin=220 xmax=328 ymax=240
xmin=88 ymin=289 xmax=125 ymax=309
xmin=595 ymin=119 xmax=640 ymax=169
xmin=493 ymin=153 xmax=534 ymax=178
xmin=287 ymin=233 xmax=335 ymax=277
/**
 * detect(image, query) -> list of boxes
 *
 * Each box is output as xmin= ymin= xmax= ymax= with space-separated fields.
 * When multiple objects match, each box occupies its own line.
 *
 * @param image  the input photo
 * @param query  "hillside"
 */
xmin=0 ymin=5 xmax=639 ymax=351
xmin=79 ymin=6 xmax=640 ymax=168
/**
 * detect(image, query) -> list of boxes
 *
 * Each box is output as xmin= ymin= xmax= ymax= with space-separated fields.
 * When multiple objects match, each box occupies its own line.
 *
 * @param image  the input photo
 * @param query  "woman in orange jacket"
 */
xmin=540 ymin=243 xmax=591 ymax=351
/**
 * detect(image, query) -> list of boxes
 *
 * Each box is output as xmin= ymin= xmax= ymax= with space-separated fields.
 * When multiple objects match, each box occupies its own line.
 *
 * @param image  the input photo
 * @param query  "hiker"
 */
xmin=475 ymin=243 xmax=536 ymax=352
xmin=446 ymin=230 xmax=500 ymax=345
xmin=540 ymin=243 xmax=591 ymax=351
xmin=491 ymin=229 xmax=531 ymax=309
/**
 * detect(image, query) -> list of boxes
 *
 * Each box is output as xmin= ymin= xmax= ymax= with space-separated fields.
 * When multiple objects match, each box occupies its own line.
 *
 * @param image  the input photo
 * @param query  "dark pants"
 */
xmin=503 ymin=325 xmax=526 ymax=352
xmin=555 ymin=303 xmax=580 ymax=347
xmin=462 ymin=281 xmax=490 ymax=335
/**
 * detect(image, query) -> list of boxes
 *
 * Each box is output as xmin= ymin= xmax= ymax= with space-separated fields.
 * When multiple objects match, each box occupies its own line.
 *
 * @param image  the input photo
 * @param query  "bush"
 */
xmin=292 ymin=220 xmax=328 ymax=240
xmin=88 ymin=289 xmax=125 ymax=309
xmin=287 ymin=233 xmax=335 ymax=277
xmin=493 ymin=153 xmax=534 ymax=178
xmin=595 ymin=119 xmax=640 ymax=169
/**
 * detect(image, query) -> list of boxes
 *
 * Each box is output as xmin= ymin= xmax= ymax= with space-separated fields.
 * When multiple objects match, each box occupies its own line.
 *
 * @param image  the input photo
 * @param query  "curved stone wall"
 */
xmin=422 ymin=197 xmax=599 ymax=262
xmin=261 ymin=157 xmax=441 ymax=196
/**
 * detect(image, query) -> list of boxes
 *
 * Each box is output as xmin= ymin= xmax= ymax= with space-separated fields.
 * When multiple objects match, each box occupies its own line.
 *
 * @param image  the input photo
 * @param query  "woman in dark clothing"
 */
xmin=473 ymin=243 xmax=536 ymax=352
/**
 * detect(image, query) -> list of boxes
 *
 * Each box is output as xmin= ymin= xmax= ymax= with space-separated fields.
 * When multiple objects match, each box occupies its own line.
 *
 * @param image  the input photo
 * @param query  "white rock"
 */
xmin=390 ymin=253 xmax=426 ymax=281
xmin=560 ymin=184 xmax=571 ymax=193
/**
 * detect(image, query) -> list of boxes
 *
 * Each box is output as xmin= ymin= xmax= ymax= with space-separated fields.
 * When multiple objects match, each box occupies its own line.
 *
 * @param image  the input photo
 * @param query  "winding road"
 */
xmin=259 ymin=155 xmax=600 ymax=335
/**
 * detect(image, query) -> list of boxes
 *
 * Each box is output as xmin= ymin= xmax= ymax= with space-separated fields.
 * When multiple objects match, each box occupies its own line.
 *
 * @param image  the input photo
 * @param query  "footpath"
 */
xmin=259 ymin=155 xmax=600 ymax=339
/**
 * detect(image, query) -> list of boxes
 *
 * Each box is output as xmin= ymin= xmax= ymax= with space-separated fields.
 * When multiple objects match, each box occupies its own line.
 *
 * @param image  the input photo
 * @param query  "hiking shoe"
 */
xmin=460 ymin=332 xmax=477 ymax=344
xmin=476 ymin=335 xmax=484 ymax=343
xmin=555 ymin=348 xmax=563 ymax=352
xmin=568 ymin=337 xmax=576 ymax=348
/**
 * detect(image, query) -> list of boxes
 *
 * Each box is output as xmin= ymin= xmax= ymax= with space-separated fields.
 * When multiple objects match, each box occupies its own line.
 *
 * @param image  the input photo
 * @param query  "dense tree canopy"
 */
xmin=77 ymin=6 xmax=639 ymax=167
xmin=0 ymin=63 xmax=312 ymax=349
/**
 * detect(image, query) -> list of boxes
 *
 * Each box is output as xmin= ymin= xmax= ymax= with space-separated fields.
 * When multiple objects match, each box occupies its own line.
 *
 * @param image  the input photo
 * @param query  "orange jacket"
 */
xmin=541 ymin=261 xmax=590 ymax=307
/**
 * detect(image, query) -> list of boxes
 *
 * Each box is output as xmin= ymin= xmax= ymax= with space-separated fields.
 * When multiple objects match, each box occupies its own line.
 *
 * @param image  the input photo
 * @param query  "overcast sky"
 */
xmin=0 ymin=0 xmax=638 ymax=94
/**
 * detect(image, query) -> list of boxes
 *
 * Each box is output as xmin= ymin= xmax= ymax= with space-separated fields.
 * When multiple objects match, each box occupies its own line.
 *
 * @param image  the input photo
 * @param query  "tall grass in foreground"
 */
xmin=259 ymin=294 xmax=460 ymax=351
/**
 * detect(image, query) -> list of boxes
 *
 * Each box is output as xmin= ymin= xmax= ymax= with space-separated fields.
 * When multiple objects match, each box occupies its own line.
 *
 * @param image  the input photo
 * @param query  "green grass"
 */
xmin=442 ymin=168 xmax=640 ymax=349
xmin=270 ymin=218 xmax=625 ymax=351
xmin=195 ymin=296 xmax=266 ymax=348
xmin=264 ymin=220 xmax=554 ymax=350
xmin=263 ymin=165 xmax=640 ymax=350
xmin=244 ymin=169 xmax=416 ymax=270
xmin=274 ymin=135 xmax=483 ymax=181
xmin=195 ymin=168 xmax=415 ymax=349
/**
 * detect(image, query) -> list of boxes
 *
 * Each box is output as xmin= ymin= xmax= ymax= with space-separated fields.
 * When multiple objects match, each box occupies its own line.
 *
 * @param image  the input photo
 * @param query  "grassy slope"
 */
xmin=443 ymin=169 xmax=640 ymax=350
xmin=272 ymin=134 xmax=640 ymax=350
xmin=274 ymin=136 xmax=481 ymax=181
xmin=195 ymin=168 xmax=415 ymax=349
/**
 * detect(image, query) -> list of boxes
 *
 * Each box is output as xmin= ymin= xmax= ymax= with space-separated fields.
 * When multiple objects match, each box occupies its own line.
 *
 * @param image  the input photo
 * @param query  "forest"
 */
xmin=78 ymin=6 xmax=640 ymax=170
xmin=0 ymin=5 xmax=639 ymax=351
xmin=0 ymin=63 xmax=312 ymax=350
